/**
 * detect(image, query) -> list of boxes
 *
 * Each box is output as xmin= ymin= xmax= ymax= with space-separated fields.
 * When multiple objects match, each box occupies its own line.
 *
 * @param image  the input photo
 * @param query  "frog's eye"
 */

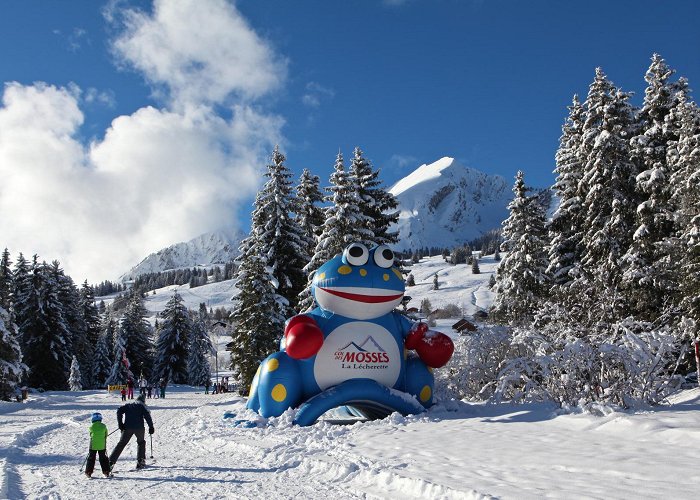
xmin=344 ymin=243 xmax=369 ymax=266
xmin=373 ymin=245 xmax=395 ymax=268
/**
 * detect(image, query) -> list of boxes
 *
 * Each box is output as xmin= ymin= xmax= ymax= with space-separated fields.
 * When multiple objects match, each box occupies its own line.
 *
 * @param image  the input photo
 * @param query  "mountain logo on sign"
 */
xmin=336 ymin=336 xmax=389 ymax=364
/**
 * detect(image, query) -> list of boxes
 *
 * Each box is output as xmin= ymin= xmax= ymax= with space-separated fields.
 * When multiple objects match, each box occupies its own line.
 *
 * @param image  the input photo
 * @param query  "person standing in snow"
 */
xmin=204 ymin=378 xmax=210 ymax=394
xmin=139 ymin=375 xmax=147 ymax=397
xmin=109 ymin=394 xmax=155 ymax=470
xmin=159 ymin=377 xmax=167 ymax=399
xmin=147 ymin=382 xmax=153 ymax=399
xmin=120 ymin=387 xmax=127 ymax=401
xmin=85 ymin=412 xmax=111 ymax=478
xmin=126 ymin=378 xmax=134 ymax=399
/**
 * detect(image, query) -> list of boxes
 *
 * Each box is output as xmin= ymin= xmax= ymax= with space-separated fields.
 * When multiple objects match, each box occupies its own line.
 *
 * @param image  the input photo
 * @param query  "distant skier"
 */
xmin=159 ymin=377 xmax=167 ymax=399
xmin=109 ymin=394 xmax=155 ymax=470
xmin=85 ymin=412 xmax=111 ymax=478
xmin=147 ymin=382 xmax=153 ymax=399
xmin=204 ymin=378 xmax=210 ymax=394
xmin=139 ymin=375 xmax=147 ymax=397
xmin=120 ymin=387 xmax=127 ymax=401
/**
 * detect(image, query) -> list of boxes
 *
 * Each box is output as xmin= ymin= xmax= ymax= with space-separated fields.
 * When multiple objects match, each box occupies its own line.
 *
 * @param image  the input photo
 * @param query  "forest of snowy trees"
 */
xmin=0 ymin=247 xmax=216 ymax=399
xmin=449 ymin=54 xmax=700 ymax=408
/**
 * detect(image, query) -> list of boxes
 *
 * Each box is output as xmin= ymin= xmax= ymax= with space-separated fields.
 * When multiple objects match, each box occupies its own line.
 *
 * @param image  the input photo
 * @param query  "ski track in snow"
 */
xmin=2 ymin=386 xmax=700 ymax=499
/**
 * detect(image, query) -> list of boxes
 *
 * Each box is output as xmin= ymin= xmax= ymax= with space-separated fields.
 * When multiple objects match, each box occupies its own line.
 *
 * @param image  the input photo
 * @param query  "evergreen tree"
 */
xmin=433 ymin=273 xmax=439 ymax=290
xmin=0 ymin=249 xmax=12 ymax=311
xmin=472 ymin=257 xmax=481 ymax=274
xmin=152 ymin=292 xmax=192 ymax=384
xmin=621 ymin=54 xmax=689 ymax=320
xmin=0 ymin=305 xmax=25 ymax=400
xmin=255 ymin=146 xmax=308 ymax=316
xmin=187 ymin=304 xmax=213 ymax=386
xmin=299 ymin=152 xmax=369 ymax=311
xmin=68 ymin=355 xmax=82 ymax=391
xmin=119 ymin=293 xmax=153 ymax=380
xmin=295 ymin=168 xmax=325 ymax=264
xmin=492 ymin=171 xmax=549 ymax=324
xmin=15 ymin=257 xmax=73 ymax=389
xmin=577 ymin=68 xmax=638 ymax=322
xmin=107 ymin=326 xmax=131 ymax=385
xmin=669 ymin=94 xmax=700 ymax=324
xmin=406 ymin=273 xmax=415 ymax=287
xmin=92 ymin=330 xmax=112 ymax=388
xmin=349 ymin=146 xmax=399 ymax=246
xmin=548 ymin=94 xmax=586 ymax=287
xmin=230 ymin=251 xmax=284 ymax=395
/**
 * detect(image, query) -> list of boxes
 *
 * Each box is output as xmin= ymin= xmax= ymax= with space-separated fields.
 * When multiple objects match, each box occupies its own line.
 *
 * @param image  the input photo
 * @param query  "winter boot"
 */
xmin=136 ymin=460 xmax=146 ymax=469
xmin=85 ymin=472 xmax=92 ymax=478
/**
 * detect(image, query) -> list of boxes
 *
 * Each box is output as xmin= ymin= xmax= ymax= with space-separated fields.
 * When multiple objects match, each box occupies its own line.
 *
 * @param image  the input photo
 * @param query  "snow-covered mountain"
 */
xmin=120 ymin=229 xmax=245 ymax=281
xmin=389 ymin=157 xmax=512 ymax=251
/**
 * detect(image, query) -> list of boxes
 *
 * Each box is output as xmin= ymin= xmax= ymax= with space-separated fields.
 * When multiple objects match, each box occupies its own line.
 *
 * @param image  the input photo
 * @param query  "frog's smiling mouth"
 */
xmin=319 ymin=286 xmax=403 ymax=304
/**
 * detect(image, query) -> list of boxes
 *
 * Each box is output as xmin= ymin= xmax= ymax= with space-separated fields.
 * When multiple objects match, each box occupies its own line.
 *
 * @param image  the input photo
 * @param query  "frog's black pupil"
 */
xmin=382 ymin=249 xmax=393 ymax=260
xmin=349 ymin=246 xmax=364 ymax=257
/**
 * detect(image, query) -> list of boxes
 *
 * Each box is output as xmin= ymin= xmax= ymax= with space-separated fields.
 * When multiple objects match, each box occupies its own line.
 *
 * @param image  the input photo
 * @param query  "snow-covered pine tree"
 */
xmin=492 ymin=171 xmax=549 ymax=324
xmin=621 ymin=54 xmax=689 ymax=321
xmin=349 ymin=147 xmax=399 ymax=247
xmin=106 ymin=326 xmax=131 ymax=385
xmin=295 ymin=168 xmax=325 ymax=264
xmin=92 ymin=330 xmax=112 ymax=389
xmin=51 ymin=262 xmax=92 ymax=387
xmin=668 ymin=94 xmax=700 ymax=326
xmin=433 ymin=273 xmax=439 ymax=290
xmin=152 ymin=292 xmax=192 ymax=384
xmin=0 ymin=305 xmax=25 ymax=400
xmin=68 ymin=355 xmax=82 ymax=391
xmin=255 ymin=146 xmax=308 ymax=316
xmin=547 ymin=94 xmax=586 ymax=288
xmin=0 ymin=249 xmax=12 ymax=311
xmin=231 ymin=252 xmax=284 ymax=394
xmin=15 ymin=257 xmax=73 ymax=389
xmin=577 ymin=68 xmax=638 ymax=323
xmin=119 ymin=293 xmax=153 ymax=380
xmin=187 ymin=304 xmax=213 ymax=386
xmin=472 ymin=257 xmax=481 ymax=274
xmin=80 ymin=281 xmax=102 ymax=381
xmin=298 ymin=152 xmax=370 ymax=311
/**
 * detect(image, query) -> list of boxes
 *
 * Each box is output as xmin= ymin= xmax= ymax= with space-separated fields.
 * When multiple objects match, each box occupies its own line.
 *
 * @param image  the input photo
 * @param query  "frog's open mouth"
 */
xmin=319 ymin=286 xmax=403 ymax=304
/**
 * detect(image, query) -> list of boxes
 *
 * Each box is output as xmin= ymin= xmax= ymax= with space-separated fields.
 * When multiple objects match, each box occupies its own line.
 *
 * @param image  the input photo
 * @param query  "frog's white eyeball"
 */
xmin=374 ymin=245 xmax=395 ymax=268
xmin=344 ymin=243 xmax=369 ymax=266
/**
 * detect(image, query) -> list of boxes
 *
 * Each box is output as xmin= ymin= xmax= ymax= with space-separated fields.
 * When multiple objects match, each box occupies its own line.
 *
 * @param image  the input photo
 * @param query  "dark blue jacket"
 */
xmin=117 ymin=401 xmax=154 ymax=431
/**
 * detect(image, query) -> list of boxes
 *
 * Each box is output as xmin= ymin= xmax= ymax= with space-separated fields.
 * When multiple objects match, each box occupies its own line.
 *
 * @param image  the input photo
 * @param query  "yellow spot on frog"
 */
xmin=392 ymin=268 xmax=403 ymax=280
xmin=383 ymin=273 xmax=390 ymax=281
xmin=271 ymin=384 xmax=287 ymax=402
xmin=317 ymin=272 xmax=326 ymax=280
xmin=338 ymin=265 xmax=352 ymax=275
xmin=266 ymin=358 xmax=279 ymax=372
xmin=420 ymin=385 xmax=432 ymax=402
xmin=359 ymin=268 xmax=367 ymax=277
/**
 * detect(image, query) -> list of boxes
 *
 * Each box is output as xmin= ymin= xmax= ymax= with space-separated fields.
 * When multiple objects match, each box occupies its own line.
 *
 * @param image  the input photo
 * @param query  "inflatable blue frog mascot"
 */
xmin=246 ymin=243 xmax=454 ymax=426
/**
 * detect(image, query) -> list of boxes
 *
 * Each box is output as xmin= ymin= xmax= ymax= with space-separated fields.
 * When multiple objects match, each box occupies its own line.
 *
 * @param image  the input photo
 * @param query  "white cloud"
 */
xmin=109 ymin=0 xmax=287 ymax=108
xmin=0 ymin=0 xmax=287 ymax=283
xmin=301 ymin=81 xmax=335 ymax=108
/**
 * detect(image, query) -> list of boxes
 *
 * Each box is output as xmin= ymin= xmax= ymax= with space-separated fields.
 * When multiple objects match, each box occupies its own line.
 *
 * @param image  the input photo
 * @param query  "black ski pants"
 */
xmin=109 ymin=428 xmax=146 ymax=465
xmin=86 ymin=449 xmax=110 ymax=475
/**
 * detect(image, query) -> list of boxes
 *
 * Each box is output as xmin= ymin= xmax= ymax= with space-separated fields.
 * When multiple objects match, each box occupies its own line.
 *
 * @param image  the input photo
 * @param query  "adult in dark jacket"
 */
xmin=109 ymin=394 xmax=155 ymax=469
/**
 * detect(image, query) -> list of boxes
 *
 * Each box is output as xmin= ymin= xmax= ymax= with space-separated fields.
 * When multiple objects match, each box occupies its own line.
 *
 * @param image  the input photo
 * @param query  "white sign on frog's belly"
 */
xmin=314 ymin=321 xmax=401 ymax=391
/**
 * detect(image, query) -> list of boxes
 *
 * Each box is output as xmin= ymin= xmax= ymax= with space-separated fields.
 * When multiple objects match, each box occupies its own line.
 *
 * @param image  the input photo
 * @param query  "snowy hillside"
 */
xmin=2 ymin=384 xmax=699 ymax=498
xmin=389 ymin=157 xmax=512 ymax=251
xmin=119 ymin=229 xmax=245 ymax=281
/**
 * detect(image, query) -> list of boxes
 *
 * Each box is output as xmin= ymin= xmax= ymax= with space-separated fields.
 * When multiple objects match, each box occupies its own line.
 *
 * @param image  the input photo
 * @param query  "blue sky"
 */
xmin=1 ymin=0 xmax=698 ymax=282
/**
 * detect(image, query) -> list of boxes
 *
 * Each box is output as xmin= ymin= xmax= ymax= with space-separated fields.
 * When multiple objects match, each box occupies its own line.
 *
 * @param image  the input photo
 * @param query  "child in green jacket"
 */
xmin=86 ymin=412 xmax=111 ymax=478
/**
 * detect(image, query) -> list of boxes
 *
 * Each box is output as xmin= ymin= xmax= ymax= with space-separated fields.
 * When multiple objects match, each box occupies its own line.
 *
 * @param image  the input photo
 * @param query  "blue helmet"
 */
xmin=91 ymin=412 xmax=102 ymax=422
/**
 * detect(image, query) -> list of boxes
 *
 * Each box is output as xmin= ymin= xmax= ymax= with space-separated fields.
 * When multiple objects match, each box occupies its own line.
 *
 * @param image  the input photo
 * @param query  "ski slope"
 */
xmin=1 ymin=386 xmax=699 ymax=499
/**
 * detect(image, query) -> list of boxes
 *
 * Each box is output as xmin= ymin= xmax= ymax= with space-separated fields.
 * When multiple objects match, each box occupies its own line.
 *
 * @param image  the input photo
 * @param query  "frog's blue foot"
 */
xmin=246 ymin=352 xmax=302 ymax=418
xmin=294 ymin=378 xmax=425 ymax=426
xmin=405 ymin=355 xmax=435 ymax=408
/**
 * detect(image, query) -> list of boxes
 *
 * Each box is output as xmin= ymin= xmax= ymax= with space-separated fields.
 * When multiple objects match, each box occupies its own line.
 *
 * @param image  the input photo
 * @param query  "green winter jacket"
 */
xmin=89 ymin=421 xmax=108 ymax=451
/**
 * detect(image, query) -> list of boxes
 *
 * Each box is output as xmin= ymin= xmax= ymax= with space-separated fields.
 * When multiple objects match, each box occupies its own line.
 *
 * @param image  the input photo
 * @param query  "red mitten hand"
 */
xmin=415 ymin=331 xmax=454 ymax=368
xmin=284 ymin=315 xmax=323 ymax=359
xmin=405 ymin=322 xmax=428 ymax=350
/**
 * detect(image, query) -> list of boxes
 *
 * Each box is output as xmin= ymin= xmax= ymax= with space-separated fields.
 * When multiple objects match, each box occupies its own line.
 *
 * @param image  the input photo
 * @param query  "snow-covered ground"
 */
xmin=2 ymin=385 xmax=699 ymax=499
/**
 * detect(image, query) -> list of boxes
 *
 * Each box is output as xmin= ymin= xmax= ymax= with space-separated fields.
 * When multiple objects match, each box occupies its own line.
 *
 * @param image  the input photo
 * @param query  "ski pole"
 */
xmin=108 ymin=429 xmax=119 ymax=437
xmin=150 ymin=434 xmax=153 ymax=459
xmin=79 ymin=453 xmax=88 ymax=472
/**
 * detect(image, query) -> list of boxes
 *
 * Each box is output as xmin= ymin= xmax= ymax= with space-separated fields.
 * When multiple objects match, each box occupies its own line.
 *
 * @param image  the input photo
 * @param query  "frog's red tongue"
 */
xmin=320 ymin=287 xmax=402 ymax=304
